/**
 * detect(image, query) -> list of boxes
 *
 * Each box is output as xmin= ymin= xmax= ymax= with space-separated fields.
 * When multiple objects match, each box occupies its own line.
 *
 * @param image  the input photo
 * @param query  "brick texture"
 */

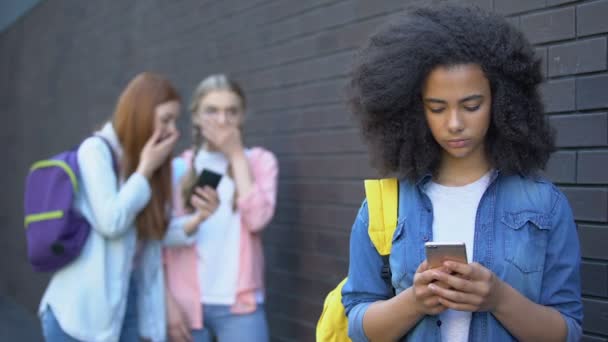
xmin=578 ymin=0 xmax=608 ymax=37
xmin=520 ymin=7 xmax=575 ymax=44
xmin=548 ymin=38 xmax=607 ymax=77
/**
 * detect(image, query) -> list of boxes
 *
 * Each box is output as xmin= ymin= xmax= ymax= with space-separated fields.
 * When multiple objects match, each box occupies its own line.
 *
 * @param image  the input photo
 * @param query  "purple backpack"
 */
xmin=24 ymin=136 xmax=117 ymax=272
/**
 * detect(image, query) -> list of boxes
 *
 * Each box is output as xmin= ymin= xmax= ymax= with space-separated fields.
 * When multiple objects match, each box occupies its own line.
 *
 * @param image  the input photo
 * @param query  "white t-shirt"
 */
xmin=194 ymin=150 xmax=242 ymax=305
xmin=425 ymin=171 xmax=491 ymax=342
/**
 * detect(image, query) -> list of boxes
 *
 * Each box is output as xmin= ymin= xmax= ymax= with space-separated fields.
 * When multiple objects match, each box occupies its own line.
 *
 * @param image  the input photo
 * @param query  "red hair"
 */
xmin=113 ymin=72 xmax=180 ymax=240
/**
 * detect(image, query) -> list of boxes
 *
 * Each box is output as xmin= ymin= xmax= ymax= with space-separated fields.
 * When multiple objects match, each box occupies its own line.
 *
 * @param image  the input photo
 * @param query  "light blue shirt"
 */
xmin=342 ymin=172 xmax=583 ymax=341
xmin=39 ymin=123 xmax=192 ymax=342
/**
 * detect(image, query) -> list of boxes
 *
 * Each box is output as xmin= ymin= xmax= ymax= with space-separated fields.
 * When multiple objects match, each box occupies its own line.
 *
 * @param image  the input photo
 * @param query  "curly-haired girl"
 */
xmin=342 ymin=5 xmax=582 ymax=342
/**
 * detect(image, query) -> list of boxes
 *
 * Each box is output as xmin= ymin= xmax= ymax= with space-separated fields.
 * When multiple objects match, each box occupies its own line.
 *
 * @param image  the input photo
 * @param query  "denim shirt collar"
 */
xmin=414 ymin=169 xmax=501 ymax=189
xmin=410 ymin=169 xmax=500 ymax=212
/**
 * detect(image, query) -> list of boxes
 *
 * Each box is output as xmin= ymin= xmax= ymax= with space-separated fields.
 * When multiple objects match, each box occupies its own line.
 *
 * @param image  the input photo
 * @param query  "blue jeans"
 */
xmin=192 ymin=304 xmax=269 ymax=342
xmin=41 ymin=275 xmax=139 ymax=342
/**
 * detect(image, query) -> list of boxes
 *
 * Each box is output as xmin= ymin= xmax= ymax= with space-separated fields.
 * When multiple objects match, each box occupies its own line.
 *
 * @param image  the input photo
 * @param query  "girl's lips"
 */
xmin=446 ymin=139 xmax=470 ymax=148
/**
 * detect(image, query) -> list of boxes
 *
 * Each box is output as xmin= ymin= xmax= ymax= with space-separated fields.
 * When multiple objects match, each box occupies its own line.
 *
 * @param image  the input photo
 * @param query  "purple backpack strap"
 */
xmin=94 ymin=135 xmax=119 ymax=176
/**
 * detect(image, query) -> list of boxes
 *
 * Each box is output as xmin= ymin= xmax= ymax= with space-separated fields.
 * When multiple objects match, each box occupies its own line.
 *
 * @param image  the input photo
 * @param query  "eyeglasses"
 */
xmin=198 ymin=107 xmax=242 ymax=121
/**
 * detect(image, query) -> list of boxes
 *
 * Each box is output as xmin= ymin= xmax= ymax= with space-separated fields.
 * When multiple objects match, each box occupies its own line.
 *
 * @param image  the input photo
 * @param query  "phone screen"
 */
xmin=197 ymin=169 xmax=222 ymax=190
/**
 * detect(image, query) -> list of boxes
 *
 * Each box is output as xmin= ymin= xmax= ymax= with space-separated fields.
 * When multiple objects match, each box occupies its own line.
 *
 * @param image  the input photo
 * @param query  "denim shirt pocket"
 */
xmin=501 ymin=211 xmax=552 ymax=274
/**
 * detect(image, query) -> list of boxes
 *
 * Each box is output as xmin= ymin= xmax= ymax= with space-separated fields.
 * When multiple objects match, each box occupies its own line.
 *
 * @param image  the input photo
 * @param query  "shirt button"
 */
xmin=437 ymin=320 xmax=442 ymax=327
xmin=423 ymin=236 xmax=429 ymax=242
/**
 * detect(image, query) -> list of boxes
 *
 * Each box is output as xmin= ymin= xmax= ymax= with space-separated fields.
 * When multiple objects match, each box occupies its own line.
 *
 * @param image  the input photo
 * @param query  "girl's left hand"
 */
xmin=427 ymin=261 xmax=506 ymax=313
xmin=190 ymin=186 xmax=220 ymax=224
xmin=201 ymin=116 xmax=243 ymax=158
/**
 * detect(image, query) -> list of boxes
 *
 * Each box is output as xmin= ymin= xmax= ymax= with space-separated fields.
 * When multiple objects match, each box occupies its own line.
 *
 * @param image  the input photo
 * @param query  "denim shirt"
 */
xmin=342 ymin=172 xmax=582 ymax=342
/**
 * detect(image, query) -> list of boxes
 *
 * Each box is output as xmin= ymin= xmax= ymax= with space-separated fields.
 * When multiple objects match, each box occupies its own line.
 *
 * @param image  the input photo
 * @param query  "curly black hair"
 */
xmin=349 ymin=5 xmax=555 ymax=181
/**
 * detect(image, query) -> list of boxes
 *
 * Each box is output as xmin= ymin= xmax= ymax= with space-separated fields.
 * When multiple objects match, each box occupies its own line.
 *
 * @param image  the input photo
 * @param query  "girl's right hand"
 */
xmin=200 ymin=116 xmax=244 ymax=159
xmin=190 ymin=186 xmax=220 ymax=224
xmin=137 ymin=129 xmax=179 ymax=179
xmin=412 ymin=260 xmax=447 ymax=316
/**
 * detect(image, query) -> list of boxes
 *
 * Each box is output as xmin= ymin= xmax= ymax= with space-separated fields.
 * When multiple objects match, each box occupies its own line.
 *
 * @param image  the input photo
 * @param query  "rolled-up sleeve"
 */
xmin=342 ymin=200 xmax=393 ymax=342
xmin=541 ymin=188 xmax=583 ymax=342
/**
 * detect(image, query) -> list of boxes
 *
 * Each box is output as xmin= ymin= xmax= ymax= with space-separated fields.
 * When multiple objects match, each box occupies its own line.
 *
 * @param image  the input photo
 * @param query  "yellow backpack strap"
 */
xmin=316 ymin=179 xmax=399 ymax=342
xmin=364 ymin=178 xmax=399 ymax=256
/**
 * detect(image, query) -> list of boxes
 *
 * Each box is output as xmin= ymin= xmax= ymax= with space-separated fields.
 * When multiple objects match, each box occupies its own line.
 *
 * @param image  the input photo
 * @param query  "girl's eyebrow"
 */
xmin=424 ymin=94 xmax=484 ymax=104
xmin=459 ymin=94 xmax=483 ymax=103
xmin=424 ymin=98 xmax=447 ymax=104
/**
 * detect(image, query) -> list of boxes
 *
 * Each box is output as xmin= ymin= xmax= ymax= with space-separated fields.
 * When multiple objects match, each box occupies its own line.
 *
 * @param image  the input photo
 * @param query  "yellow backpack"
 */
xmin=316 ymin=178 xmax=399 ymax=342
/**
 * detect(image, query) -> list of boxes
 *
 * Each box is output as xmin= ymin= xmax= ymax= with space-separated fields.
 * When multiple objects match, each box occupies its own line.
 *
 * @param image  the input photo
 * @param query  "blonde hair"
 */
xmin=189 ymin=74 xmax=246 ymax=114
xmin=181 ymin=74 xmax=246 ymax=210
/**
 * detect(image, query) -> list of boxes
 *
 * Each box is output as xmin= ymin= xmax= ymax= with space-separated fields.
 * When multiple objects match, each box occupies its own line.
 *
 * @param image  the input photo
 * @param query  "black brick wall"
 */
xmin=1 ymin=1 xmax=607 ymax=341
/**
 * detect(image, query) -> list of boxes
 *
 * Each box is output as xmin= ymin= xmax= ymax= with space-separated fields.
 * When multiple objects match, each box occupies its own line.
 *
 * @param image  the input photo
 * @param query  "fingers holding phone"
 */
xmin=190 ymin=186 xmax=219 ymax=223
xmin=412 ymin=260 xmax=447 ymax=316
xmin=186 ymin=168 xmax=223 ymax=230
xmin=422 ymin=242 xmax=504 ymax=312
xmin=428 ymin=261 xmax=505 ymax=313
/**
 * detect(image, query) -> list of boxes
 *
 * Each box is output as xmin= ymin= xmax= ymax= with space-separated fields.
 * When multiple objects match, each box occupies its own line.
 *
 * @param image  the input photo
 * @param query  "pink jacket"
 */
xmin=163 ymin=147 xmax=278 ymax=329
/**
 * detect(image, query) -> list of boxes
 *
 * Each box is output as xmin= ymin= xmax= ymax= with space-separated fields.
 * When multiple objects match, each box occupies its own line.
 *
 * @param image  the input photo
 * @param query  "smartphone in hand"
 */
xmin=196 ymin=169 xmax=222 ymax=190
xmin=425 ymin=242 xmax=468 ymax=269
